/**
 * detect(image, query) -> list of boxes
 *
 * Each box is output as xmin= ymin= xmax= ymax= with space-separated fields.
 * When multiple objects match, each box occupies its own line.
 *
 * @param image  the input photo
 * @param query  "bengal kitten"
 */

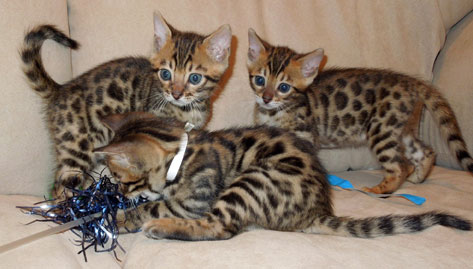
xmin=246 ymin=29 xmax=473 ymax=194
xmin=20 ymin=13 xmax=232 ymax=198
xmin=93 ymin=112 xmax=470 ymax=241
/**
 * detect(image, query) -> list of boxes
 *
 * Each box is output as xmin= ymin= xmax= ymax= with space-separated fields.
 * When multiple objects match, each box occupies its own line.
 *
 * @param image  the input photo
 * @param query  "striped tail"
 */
xmin=304 ymin=212 xmax=471 ymax=238
xmin=20 ymin=25 xmax=79 ymax=99
xmin=419 ymin=85 xmax=473 ymax=173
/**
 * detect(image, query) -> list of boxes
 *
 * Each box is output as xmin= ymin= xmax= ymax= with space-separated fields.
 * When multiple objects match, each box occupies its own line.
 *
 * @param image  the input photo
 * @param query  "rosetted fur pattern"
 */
xmin=20 ymin=13 xmax=232 ymax=198
xmin=96 ymin=112 xmax=470 ymax=241
xmin=247 ymin=29 xmax=473 ymax=194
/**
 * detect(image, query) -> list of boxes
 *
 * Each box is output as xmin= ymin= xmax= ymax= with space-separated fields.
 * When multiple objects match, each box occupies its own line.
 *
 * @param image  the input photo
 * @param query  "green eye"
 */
xmin=160 ymin=69 xmax=172 ymax=81
xmin=254 ymin=76 xmax=265 ymax=86
xmin=188 ymin=73 xmax=203 ymax=85
xmin=278 ymin=83 xmax=291 ymax=93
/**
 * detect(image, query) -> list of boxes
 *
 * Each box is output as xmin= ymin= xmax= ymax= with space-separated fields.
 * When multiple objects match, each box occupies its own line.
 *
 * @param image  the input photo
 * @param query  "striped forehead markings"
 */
xmin=172 ymin=32 xmax=202 ymax=69
xmin=268 ymin=47 xmax=295 ymax=76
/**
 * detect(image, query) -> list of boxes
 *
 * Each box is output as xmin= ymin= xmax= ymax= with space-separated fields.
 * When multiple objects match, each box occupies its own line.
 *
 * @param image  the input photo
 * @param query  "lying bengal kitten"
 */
xmin=20 ymin=13 xmax=231 ymax=198
xmin=95 ymin=112 xmax=470 ymax=241
xmin=246 ymin=29 xmax=473 ymax=194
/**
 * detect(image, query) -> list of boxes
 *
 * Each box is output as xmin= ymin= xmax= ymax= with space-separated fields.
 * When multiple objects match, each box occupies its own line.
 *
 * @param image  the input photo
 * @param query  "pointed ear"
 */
xmin=94 ymin=143 xmax=133 ymax=169
xmin=248 ymin=28 xmax=266 ymax=63
xmin=298 ymin=48 xmax=324 ymax=78
xmin=154 ymin=11 xmax=172 ymax=51
xmin=203 ymin=24 xmax=232 ymax=63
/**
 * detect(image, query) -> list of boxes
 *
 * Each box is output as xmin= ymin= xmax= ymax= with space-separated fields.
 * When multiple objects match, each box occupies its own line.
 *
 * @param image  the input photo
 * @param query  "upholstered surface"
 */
xmin=424 ymin=10 xmax=473 ymax=170
xmin=66 ymin=1 xmax=473 ymax=172
xmin=0 ymin=0 xmax=72 ymax=196
xmin=1 ymin=168 xmax=472 ymax=268
xmin=1 ymin=1 xmax=473 ymax=196
xmin=1 ymin=1 xmax=473 ymax=268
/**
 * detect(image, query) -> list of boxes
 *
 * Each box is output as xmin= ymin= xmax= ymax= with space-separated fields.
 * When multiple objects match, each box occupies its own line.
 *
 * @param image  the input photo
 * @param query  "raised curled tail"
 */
xmin=303 ymin=212 xmax=471 ymax=238
xmin=20 ymin=25 xmax=79 ymax=99
xmin=418 ymin=86 xmax=473 ymax=173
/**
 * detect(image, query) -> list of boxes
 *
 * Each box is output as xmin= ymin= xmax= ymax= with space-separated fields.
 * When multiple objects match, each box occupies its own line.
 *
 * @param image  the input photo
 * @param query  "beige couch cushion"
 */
xmin=437 ymin=0 xmax=473 ymax=30
xmin=0 ymin=1 xmax=72 ymax=195
xmin=2 ymin=168 xmax=472 ymax=267
xmin=422 ymin=10 xmax=473 ymax=170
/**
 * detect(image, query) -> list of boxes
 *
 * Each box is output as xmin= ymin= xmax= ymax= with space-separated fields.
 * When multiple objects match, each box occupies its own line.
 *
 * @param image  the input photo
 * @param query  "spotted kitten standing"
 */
xmin=93 ymin=112 xmax=470 ymax=241
xmin=246 ymin=29 xmax=473 ymax=194
xmin=20 ymin=13 xmax=232 ymax=197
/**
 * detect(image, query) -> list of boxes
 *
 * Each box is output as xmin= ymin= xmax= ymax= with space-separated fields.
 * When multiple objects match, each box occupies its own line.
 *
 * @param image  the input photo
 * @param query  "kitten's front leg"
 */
xmin=116 ymin=204 xmax=150 ymax=233
xmin=117 ymin=199 xmax=200 ymax=234
xmin=51 ymin=134 xmax=94 ymax=198
xmin=52 ymin=170 xmax=86 ymax=198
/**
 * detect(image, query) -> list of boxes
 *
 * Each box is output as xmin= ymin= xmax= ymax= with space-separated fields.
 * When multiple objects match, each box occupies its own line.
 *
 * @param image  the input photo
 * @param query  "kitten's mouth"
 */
xmin=165 ymin=95 xmax=193 ymax=107
xmin=256 ymin=98 xmax=283 ymax=110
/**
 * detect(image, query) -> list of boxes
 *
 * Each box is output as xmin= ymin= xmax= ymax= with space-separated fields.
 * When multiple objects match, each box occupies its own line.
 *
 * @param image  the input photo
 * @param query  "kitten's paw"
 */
xmin=52 ymin=172 xmax=84 ymax=199
xmin=361 ymin=186 xmax=384 ymax=194
xmin=117 ymin=209 xmax=142 ymax=234
xmin=53 ymin=171 xmax=95 ymax=199
xmin=143 ymin=219 xmax=172 ymax=240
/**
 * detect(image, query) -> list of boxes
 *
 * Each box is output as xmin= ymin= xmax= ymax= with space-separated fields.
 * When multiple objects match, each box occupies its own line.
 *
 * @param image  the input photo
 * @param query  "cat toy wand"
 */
xmin=0 ymin=175 xmax=139 ymax=262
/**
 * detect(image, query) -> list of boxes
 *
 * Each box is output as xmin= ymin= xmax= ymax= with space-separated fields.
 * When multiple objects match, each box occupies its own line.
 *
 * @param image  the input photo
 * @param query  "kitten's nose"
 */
xmin=172 ymin=83 xmax=184 ymax=100
xmin=262 ymin=89 xmax=274 ymax=104
xmin=172 ymin=90 xmax=183 ymax=100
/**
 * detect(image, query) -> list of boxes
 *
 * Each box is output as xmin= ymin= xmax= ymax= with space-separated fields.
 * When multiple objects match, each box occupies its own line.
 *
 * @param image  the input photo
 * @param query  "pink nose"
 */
xmin=172 ymin=90 xmax=183 ymax=100
xmin=172 ymin=83 xmax=184 ymax=100
xmin=262 ymin=89 xmax=273 ymax=104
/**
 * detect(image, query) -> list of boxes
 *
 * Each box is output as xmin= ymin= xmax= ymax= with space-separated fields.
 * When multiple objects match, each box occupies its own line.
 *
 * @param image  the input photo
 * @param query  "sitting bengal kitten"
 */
xmin=246 ymin=29 xmax=473 ymax=194
xmin=94 ymin=112 xmax=470 ymax=241
xmin=20 ymin=13 xmax=231 ymax=198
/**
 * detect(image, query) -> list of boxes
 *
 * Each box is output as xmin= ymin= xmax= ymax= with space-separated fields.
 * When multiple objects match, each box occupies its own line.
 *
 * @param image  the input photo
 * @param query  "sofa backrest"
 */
xmin=1 ymin=0 xmax=472 ymax=195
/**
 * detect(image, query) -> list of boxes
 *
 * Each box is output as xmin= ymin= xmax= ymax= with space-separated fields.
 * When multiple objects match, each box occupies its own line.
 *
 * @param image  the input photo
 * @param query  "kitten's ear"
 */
xmin=203 ymin=24 xmax=232 ymax=63
xmin=153 ymin=11 xmax=172 ymax=51
xmin=94 ymin=143 xmax=133 ymax=169
xmin=297 ymin=48 xmax=324 ymax=78
xmin=247 ymin=28 xmax=266 ymax=63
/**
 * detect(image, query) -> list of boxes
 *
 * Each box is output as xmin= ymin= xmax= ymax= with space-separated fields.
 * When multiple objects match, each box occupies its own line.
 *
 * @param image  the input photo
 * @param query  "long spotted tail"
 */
xmin=420 ymin=86 xmax=473 ymax=173
xmin=20 ymin=25 xmax=79 ymax=99
xmin=303 ymin=212 xmax=471 ymax=238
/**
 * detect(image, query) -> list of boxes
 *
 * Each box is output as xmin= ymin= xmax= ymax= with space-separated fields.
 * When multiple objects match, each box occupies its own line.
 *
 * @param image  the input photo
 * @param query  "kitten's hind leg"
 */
xmin=403 ymin=135 xmax=435 ymax=184
xmin=144 ymin=171 xmax=267 ymax=241
xmin=143 ymin=191 xmax=246 ymax=240
xmin=363 ymin=131 xmax=411 ymax=194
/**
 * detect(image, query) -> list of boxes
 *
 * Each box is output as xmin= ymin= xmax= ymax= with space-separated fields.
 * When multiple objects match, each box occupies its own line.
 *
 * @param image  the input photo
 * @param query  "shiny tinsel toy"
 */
xmin=13 ymin=174 xmax=143 ymax=262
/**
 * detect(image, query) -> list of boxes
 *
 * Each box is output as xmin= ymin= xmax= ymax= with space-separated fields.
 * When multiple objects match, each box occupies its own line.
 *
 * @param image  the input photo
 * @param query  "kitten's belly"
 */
xmin=318 ymin=127 xmax=368 ymax=148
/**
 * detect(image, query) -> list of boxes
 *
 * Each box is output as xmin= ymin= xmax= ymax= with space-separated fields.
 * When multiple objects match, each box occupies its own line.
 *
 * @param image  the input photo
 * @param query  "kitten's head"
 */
xmin=247 ymin=29 xmax=324 ymax=110
xmin=151 ymin=12 xmax=232 ymax=107
xmin=95 ymin=112 xmax=185 ymax=200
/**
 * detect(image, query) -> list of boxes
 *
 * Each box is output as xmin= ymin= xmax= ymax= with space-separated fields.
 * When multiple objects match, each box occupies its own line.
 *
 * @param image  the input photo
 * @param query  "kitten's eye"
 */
xmin=278 ymin=83 xmax=291 ymax=93
xmin=160 ymin=69 xmax=172 ymax=81
xmin=188 ymin=73 xmax=203 ymax=85
xmin=254 ymin=76 xmax=265 ymax=87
